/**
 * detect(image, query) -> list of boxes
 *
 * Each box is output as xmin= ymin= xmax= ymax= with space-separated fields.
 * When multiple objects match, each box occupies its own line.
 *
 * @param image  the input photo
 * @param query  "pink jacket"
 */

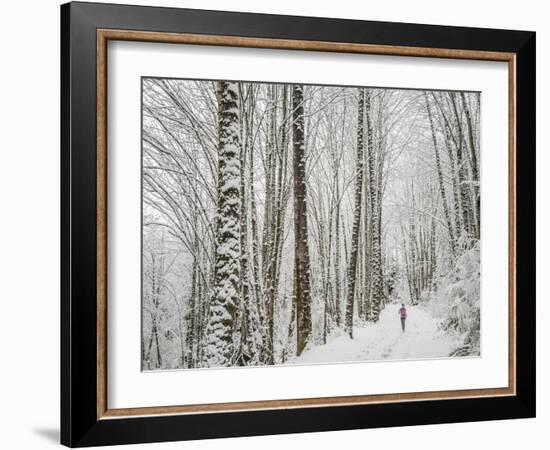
xmin=399 ymin=307 xmax=407 ymax=319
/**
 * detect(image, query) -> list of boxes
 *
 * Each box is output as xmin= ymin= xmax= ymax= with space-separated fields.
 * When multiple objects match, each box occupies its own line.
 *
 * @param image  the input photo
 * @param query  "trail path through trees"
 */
xmin=291 ymin=303 xmax=460 ymax=365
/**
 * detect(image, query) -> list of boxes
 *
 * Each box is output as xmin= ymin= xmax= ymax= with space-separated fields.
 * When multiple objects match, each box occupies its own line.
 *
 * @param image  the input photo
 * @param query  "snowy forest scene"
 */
xmin=141 ymin=77 xmax=481 ymax=371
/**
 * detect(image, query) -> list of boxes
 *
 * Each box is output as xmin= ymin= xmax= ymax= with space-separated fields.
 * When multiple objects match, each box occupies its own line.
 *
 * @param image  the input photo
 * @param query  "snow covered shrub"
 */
xmin=438 ymin=242 xmax=480 ymax=356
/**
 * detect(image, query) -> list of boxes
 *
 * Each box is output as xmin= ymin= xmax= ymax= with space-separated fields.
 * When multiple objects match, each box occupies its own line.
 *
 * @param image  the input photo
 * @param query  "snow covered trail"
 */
xmin=290 ymin=303 xmax=460 ymax=365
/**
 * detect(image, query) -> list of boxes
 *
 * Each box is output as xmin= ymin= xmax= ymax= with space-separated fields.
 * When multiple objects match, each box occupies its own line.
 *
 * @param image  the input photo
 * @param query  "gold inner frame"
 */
xmin=96 ymin=28 xmax=517 ymax=420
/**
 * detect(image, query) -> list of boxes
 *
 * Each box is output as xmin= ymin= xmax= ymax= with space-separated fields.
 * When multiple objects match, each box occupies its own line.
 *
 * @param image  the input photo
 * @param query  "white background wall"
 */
xmin=0 ymin=0 xmax=545 ymax=448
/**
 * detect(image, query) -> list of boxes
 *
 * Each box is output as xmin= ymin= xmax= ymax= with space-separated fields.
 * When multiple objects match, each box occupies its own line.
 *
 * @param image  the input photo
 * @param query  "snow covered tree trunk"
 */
xmin=256 ymin=84 xmax=291 ymax=364
xmin=334 ymin=192 xmax=342 ymax=327
xmin=356 ymin=226 xmax=364 ymax=320
xmin=203 ymin=81 xmax=242 ymax=367
xmin=197 ymin=265 xmax=208 ymax=364
xmin=334 ymin=97 xmax=347 ymax=328
xmin=365 ymin=91 xmax=383 ymax=321
xmin=186 ymin=246 xmax=198 ymax=368
xmin=430 ymin=214 xmax=437 ymax=288
xmin=408 ymin=208 xmax=420 ymax=305
xmin=260 ymin=85 xmax=278 ymax=363
xmin=237 ymin=86 xmax=262 ymax=366
xmin=313 ymin=205 xmax=329 ymax=341
xmin=450 ymin=92 xmax=473 ymax=246
xmin=246 ymin=96 xmax=264 ymax=333
xmin=270 ymin=84 xmax=290 ymax=362
xmin=432 ymin=92 xmax=462 ymax=241
xmin=362 ymin=127 xmax=373 ymax=321
xmin=460 ymin=92 xmax=480 ymax=240
xmin=292 ymin=84 xmax=313 ymax=356
xmin=344 ymin=89 xmax=365 ymax=338
xmin=362 ymin=178 xmax=371 ymax=320
xmin=375 ymin=101 xmax=385 ymax=288
xmin=425 ymin=94 xmax=456 ymax=258
xmin=145 ymin=249 xmax=165 ymax=369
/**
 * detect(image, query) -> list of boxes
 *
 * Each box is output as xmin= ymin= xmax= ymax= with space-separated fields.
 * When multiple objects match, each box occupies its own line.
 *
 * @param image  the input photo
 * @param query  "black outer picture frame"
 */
xmin=61 ymin=1 xmax=536 ymax=447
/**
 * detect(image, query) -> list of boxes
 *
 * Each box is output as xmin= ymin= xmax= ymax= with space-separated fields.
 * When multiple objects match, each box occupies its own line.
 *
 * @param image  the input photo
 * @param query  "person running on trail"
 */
xmin=399 ymin=303 xmax=407 ymax=332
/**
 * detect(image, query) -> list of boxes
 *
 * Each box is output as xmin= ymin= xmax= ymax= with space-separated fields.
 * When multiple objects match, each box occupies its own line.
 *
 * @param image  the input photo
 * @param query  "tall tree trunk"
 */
xmin=292 ymin=84 xmax=312 ymax=356
xmin=362 ymin=172 xmax=371 ymax=320
xmin=247 ymin=97 xmax=263 ymax=331
xmin=262 ymin=84 xmax=279 ymax=363
xmin=186 ymin=253 xmax=197 ymax=368
xmin=344 ymin=89 xmax=365 ymax=338
xmin=334 ymin=98 xmax=346 ymax=328
xmin=363 ymin=125 xmax=373 ymax=321
xmin=203 ymin=81 xmax=241 ymax=367
xmin=366 ymin=91 xmax=383 ymax=320
xmin=431 ymin=92 xmax=461 ymax=241
xmin=375 ymin=103 xmax=385 ymax=305
xmin=334 ymin=191 xmax=342 ymax=327
xmin=450 ymin=92 xmax=472 ymax=245
xmin=460 ymin=92 xmax=480 ymax=240
xmin=425 ymin=94 xmax=456 ymax=258
xmin=266 ymin=85 xmax=290 ymax=363
xmin=237 ymin=87 xmax=261 ymax=366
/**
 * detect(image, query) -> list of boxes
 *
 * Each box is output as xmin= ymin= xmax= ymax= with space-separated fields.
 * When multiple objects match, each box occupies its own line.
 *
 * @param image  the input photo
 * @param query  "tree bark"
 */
xmin=425 ymin=94 xmax=456 ymax=258
xmin=450 ymin=92 xmax=473 ymax=245
xmin=460 ymin=92 xmax=480 ymax=240
xmin=292 ymin=84 xmax=313 ymax=356
xmin=203 ymin=81 xmax=242 ymax=367
xmin=366 ymin=91 xmax=383 ymax=321
xmin=344 ymin=89 xmax=365 ymax=338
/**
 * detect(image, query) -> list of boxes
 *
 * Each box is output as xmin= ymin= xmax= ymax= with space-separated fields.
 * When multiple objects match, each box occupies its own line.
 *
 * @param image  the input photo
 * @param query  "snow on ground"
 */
xmin=289 ymin=303 xmax=462 ymax=365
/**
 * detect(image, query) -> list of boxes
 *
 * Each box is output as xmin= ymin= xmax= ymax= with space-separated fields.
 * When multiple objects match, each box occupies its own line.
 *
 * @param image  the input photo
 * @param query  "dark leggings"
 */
xmin=401 ymin=317 xmax=406 ymax=331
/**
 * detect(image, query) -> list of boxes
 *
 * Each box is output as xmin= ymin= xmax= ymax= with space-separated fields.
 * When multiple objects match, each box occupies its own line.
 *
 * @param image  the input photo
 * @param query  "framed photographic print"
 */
xmin=60 ymin=1 xmax=536 ymax=447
